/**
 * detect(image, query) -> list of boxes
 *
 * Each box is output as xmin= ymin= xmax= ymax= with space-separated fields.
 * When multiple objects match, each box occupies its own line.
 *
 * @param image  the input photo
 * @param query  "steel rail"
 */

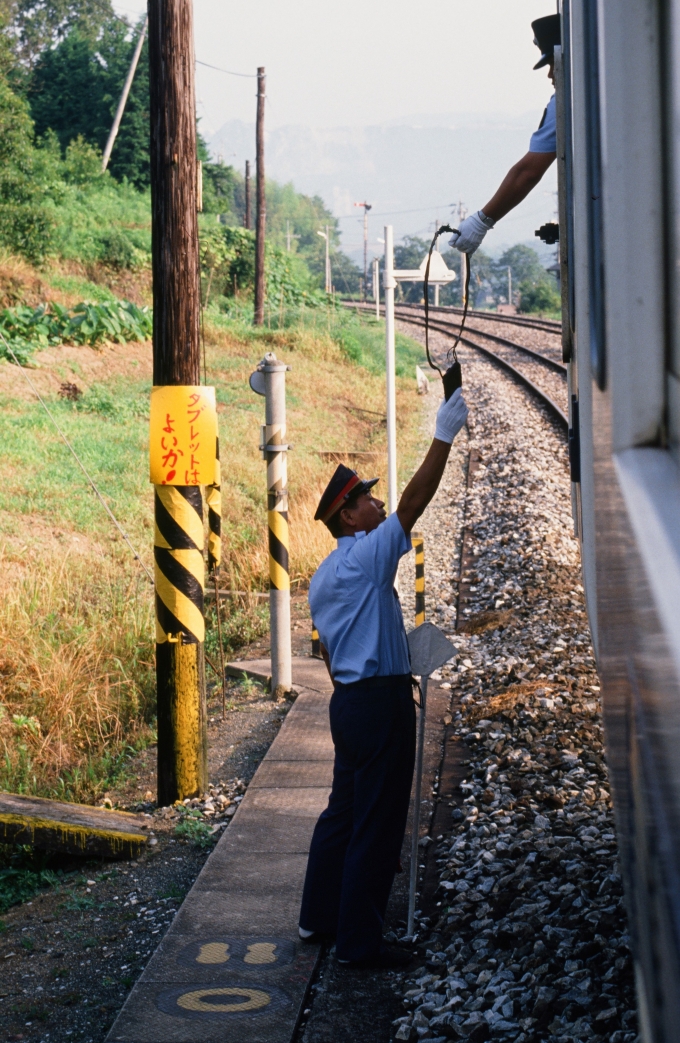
xmin=396 ymin=313 xmax=569 ymax=436
xmin=395 ymin=305 xmax=567 ymax=375
xmin=397 ymin=300 xmax=561 ymax=335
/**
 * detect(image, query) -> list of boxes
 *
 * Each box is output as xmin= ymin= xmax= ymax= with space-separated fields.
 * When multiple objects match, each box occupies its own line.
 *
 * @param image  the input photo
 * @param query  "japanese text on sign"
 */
xmin=150 ymin=386 xmax=218 ymax=486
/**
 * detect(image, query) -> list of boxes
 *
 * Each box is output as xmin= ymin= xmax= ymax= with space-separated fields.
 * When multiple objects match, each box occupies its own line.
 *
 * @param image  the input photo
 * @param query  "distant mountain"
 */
xmin=208 ymin=113 xmax=557 ymax=263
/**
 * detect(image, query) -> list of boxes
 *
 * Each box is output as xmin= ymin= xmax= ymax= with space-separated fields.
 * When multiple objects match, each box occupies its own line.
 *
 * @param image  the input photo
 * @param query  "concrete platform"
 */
xmin=226 ymin=657 xmax=333 ymax=694
xmin=106 ymin=658 xmax=333 ymax=1043
xmin=0 ymin=792 xmax=148 ymax=859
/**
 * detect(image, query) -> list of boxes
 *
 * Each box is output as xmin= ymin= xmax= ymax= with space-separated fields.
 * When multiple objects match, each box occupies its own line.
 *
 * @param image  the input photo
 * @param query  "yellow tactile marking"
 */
xmin=244 ymin=942 xmax=277 ymax=965
xmin=176 ymin=987 xmax=271 ymax=1013
xmin=196 ymin=942 xmax=230 ymax=964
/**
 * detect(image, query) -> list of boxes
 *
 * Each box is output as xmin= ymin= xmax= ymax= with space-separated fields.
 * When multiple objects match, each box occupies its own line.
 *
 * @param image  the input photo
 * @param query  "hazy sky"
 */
xmin=113 ymin=1 xmax=558 ymax=254
xmin=115 ymin=0 xmax=557 ymax=130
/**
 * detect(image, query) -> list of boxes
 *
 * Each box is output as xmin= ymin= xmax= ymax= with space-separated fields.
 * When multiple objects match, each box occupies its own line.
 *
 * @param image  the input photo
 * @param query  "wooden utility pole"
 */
xmin=148 ymin=0 xmax=207 ymax=805
xmin=244 ymin=159 xmax=251 ymax=229
xmin=254 ymin=66 xmax=266 ymax=326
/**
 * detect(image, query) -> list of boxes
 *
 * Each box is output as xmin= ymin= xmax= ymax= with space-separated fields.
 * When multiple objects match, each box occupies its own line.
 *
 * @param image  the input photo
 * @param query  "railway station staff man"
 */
xmin=450 ymin=14 xmax=559 ymax=256
xmin=298 ymin=387 xmax=468 ymax=969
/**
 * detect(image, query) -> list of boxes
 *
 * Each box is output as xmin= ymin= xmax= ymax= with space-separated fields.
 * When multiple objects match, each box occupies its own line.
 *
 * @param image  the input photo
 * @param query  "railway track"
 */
xmin=400 ymin=302 xmax=561 ymax=336
xmin=387 ymin=304 xmax=567 ymax=433
xmin=347 ymin=302 xmax=568 ymax=432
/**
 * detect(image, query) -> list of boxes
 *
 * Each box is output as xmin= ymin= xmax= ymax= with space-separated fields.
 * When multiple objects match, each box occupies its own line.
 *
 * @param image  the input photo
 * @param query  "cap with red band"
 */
xmin=314 ymin=464 xmax=379 ymax=525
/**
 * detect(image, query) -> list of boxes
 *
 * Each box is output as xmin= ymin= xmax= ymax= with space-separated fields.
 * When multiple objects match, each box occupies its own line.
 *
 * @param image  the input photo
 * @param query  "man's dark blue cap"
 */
xmin=315 ymin=464 xmax=379 ymax=525
xmin=532 ymin=14 xmax=560 ymax=69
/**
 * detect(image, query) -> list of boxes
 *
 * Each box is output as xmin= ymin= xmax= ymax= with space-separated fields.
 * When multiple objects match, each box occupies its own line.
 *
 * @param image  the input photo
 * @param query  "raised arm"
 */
xmin=396 ymin=389 xmax=468 ymax=534
xmin=482 ymin=150 xmax=556 ymax=223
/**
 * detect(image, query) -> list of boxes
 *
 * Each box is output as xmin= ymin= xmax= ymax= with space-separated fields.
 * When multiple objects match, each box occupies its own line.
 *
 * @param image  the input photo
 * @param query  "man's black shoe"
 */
xmin=337 ymin=945 xmax=415 ymax=970
xmin=298 ymin=928 xmax=334 ymax=945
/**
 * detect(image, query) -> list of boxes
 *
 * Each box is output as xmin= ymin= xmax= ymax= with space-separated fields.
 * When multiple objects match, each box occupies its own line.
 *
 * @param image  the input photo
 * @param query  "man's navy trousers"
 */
xmin=299 ymin=673 xmax=416 ymax=962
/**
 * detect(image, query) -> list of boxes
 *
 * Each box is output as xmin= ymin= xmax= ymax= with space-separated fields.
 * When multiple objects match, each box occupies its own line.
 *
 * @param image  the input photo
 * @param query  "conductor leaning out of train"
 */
xmin=450 ymin=14 xmax=559 ymax=256
xmin=297 ymin=387 xmax=468 ymax=969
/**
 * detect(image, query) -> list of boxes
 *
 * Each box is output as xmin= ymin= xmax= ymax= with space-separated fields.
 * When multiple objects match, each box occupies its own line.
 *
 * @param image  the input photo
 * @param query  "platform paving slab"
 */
xmin=227 ymin=657 xmax=334 ymax=695
xmin=106 ymin=660 xmax=332 ymax=1043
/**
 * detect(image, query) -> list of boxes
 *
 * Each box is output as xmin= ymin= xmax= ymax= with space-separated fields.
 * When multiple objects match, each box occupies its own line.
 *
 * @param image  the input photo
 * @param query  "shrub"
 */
xmin=519 ymin=278 xmax=561 ymax=314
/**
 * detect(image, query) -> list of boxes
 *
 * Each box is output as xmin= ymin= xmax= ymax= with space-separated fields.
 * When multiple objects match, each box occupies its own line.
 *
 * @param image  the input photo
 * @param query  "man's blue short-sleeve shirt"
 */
xmin=308 ymin=512 xmax=412 ymax=684
xmin=529 ymin=94 xmax=557 ymax=153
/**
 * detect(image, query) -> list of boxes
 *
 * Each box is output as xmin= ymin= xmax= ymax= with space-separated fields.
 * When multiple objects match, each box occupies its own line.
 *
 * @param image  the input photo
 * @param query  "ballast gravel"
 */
xmin=391 ymin=334 xmax=638 ymax=1043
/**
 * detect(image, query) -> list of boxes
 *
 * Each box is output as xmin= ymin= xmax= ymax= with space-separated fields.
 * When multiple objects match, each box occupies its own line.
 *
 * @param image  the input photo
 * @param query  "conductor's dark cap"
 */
xmin=532 ymin=14 xmax=560 ymax=69
xmin=314 ymin=464 xmax=379 ymax=525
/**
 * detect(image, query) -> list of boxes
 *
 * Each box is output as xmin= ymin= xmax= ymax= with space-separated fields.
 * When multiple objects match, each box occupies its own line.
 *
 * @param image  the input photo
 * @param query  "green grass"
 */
xmin=0 ymin=380 xmax=151 ymax=539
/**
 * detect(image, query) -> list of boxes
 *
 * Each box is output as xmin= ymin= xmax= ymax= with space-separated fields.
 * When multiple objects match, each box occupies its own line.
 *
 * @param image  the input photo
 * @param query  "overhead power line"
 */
xmin=337 ymin=203 xmax=456 ymax=220
xmin=196 ymin=60 xmax=257 ymax=78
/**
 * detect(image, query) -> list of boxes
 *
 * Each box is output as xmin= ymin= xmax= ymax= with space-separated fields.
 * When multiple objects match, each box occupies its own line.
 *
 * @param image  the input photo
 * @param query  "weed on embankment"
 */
xmin=0 ymin=266 xmax=426 ymax=804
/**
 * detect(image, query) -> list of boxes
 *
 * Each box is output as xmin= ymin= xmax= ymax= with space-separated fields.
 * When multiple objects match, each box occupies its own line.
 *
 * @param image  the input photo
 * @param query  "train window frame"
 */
xmin=583 ymin=0 xmax=606 ymax=391
xmin=663 ymin=0 xmax=680 ymax=464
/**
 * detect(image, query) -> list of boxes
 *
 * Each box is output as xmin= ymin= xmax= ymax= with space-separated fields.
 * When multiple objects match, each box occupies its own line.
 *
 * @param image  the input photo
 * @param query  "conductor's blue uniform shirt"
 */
xmin=309 ymin=512 xmax=412 ymax=684
xmin=529 ymin=94 xmax=557 ymax=153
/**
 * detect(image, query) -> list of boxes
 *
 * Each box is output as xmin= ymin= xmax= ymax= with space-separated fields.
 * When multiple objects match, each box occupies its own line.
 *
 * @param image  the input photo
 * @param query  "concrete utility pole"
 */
xmin=249 ymin=354 xmax=292 ymax=699
xmin=286 ymin=220 xmax=300 ymax=252
xmin=373 ymin=257 xmax=380 ymax=317
xmin=148 ymin=0 xmax=207 ymax=805
xmin=507 ymin=266 xmax=512 ymax=307
xmin=317 ymin=227 xmax=331 ymax=292
xmin=102 ymin=16 xmax=148 ymax=172
xmin=254 ymin=67 xmax=266 ymax=326
xmin=244 ymin=160 xmax=251 ymax=229
xmin=354 ymin=202 xmax=372 ymax=300
xmin=458 ymin=201 xmax=467 ymax=305
xmin=383 ymin=225 xmax=398 ymax=515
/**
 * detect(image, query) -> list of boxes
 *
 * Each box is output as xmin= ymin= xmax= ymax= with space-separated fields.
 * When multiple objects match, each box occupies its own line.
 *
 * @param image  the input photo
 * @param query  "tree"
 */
xmin=4 ymin=0 xmax=115 ymax=68
xmin=0 ymin=66 xmax=52 ymax=260
xmin=393 ymin=235 xmax=428 ymax=303
xmin=27 ymin=17 xmax=150 ymax=187
xmin=518 ymin=278 xmax=560 ymax=314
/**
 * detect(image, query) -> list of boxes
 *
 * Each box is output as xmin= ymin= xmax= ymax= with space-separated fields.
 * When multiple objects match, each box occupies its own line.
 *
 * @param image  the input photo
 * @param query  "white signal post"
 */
xmin=317 ymin=227 xmax=331 ymax=293
xmin=383 ymin=226 xmax=398 ymax=515
xmin=373 ymin=258 xmax=380 ymax=317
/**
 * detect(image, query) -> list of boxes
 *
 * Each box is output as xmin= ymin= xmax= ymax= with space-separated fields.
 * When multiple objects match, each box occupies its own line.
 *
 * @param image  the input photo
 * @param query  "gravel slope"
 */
xmin=390 ymin=337 xmax=638 ymax=1043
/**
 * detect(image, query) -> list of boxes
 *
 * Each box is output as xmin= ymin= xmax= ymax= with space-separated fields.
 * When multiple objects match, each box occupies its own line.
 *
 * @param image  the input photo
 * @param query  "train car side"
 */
xmin=564 ymin=2 xmax=680 ymax=1040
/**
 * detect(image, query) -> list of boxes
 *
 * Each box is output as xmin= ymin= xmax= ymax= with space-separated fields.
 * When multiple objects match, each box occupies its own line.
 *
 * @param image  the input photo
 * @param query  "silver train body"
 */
xmin=558 ymin=2 xmax=680 ymax=1039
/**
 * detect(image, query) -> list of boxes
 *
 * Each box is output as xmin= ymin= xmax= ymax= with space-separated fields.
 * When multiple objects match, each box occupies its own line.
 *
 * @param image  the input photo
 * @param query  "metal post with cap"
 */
xmin=249 ymin=352 xmax=292 ymax=698
xmin=383 ymin=225 xmax=398 ymax=515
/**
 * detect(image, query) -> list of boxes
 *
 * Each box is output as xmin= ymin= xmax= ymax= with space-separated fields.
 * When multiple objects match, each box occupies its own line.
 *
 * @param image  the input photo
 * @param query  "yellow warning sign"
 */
xmin=150 ymin=386 xmax=217 ymax=486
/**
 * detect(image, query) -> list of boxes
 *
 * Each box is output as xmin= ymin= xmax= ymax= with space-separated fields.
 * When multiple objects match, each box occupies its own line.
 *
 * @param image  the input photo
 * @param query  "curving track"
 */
xmin=348 ymin=302 xmax=568 ymax=433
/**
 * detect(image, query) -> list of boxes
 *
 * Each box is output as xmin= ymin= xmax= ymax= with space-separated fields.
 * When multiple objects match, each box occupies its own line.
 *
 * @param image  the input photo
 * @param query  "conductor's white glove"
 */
xmin=449 ymin=210 xmax=495 ymax=255
xmin=434 ymin=387 xmax=468 ymax=444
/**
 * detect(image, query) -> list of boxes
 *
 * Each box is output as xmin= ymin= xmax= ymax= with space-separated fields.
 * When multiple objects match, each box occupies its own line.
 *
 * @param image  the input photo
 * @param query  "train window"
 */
xmin=583 ymin=0 xmax=606 ymax=391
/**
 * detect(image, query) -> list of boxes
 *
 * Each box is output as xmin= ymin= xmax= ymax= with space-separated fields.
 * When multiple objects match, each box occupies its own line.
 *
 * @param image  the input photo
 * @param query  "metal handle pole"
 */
xmin=408 ymin=674 xmax=428 ymax=937
xmin=263 ymin=352 xmax=292 ymax=698
xmin=384 ymin=225 xmax=397 ymax=515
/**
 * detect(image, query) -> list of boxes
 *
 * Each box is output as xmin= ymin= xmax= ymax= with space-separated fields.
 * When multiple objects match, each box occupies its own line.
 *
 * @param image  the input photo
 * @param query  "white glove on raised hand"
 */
xmin=448 ymin=210 xmax=495 ymax=255
xmin=434 ymin=387 xmax=468 ymax=444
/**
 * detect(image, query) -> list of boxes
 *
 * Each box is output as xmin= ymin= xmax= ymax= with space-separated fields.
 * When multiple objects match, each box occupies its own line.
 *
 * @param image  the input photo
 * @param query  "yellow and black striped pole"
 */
xmin=155 ymin=485 xmax=207 ymax=804
xmin=206 ymin=437 xmax=221 ymax=572
xmin=413 ymin=532 xmax=425 ymax=626
xmin=311 ymin=624 xmax=320 ymax=657
xmin=251 ymin=352 xmax=292 ymax=699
